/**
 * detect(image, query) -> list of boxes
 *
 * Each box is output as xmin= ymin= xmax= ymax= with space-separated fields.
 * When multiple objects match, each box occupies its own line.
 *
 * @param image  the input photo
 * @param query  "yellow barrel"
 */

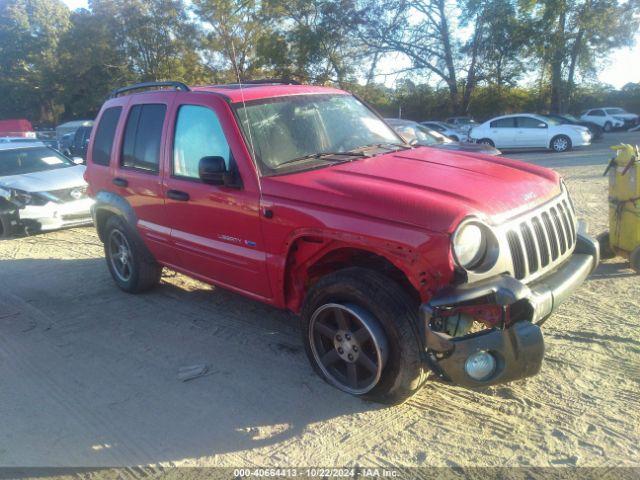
xmin=607 ymin=144 xmax=640 ymax=257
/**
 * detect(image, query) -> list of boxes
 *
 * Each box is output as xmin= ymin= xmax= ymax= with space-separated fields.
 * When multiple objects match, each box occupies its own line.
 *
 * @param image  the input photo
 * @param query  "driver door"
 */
xmin=162 ymin=94 xmax=272 ymax=300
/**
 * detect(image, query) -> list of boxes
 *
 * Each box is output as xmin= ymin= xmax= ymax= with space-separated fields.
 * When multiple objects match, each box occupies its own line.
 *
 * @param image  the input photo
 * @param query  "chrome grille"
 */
xmin=47 ymin=186 xmax=88 ymax=202
xmin=504 ymin=193 xmax=577 ymax=282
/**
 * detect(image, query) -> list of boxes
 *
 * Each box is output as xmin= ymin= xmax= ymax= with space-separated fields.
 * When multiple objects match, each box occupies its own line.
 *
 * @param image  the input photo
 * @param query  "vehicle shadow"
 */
xmin=0 ymin=257 xmax=384 ymax=467
xmin=589 ymin=260 xmax=636 ymax=279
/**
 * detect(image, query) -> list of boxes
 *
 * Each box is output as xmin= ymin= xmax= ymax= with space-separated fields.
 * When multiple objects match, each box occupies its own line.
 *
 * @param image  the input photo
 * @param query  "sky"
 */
xmin=61 ymin=0 xmax=640 ymax=89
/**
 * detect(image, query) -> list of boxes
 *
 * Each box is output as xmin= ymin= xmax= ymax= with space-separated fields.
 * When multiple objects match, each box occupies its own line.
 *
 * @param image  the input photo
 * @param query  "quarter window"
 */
xmin=92 ymin=107 xmax=121 ymax=166
xmin=121 ymin=104 xmax=166 ymax=172
xmin=173 ymin=105 xmax=231 ymax=179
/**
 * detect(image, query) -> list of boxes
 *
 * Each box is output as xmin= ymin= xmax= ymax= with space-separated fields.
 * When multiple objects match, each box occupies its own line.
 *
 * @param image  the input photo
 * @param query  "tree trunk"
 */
xmin=550 ymin=3 xmax=566 ymax=114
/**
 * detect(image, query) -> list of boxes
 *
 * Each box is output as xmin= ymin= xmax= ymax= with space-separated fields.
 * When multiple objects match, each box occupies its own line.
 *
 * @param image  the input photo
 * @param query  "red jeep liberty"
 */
xmin=86 ymin=80 xmax=599 ymax=404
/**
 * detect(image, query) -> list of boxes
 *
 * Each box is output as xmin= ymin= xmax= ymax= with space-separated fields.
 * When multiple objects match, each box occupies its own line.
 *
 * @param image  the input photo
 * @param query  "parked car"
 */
xmin=580 ymin=108 xmax=638 ymax=131
xmin=544 ymin=114 xmax=603 ymax=140
xmin=55 ymin=120 xmax=94 ymax=140
xmin=420 ymin=121 xmax=466 ymax=141
xmin=59 ymin=133 xmax=74 ymax=154
xmin=0 ymin=143 xmax=93 ymax=237
xmin=86 ymin=81 xmax=598 ymax=404
xmin=470 ymin=114 xmax=592 ymax=152
xmin=0 ymin=118 xmax=36 ymax=138
xmin=60 ymin=125 xmax=92 ymax=161
xmin=445 ymin=116 xmax=479 ymax=135
xmin=385 ymin=118 xmax=501 ymax=155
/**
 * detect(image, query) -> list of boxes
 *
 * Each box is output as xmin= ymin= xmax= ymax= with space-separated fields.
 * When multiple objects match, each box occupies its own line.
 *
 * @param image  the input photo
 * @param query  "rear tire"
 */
xmin=301 ymin=267 xmax=425 ymax=404
xmin=478 ymin=138 xmax=495 ymax=147
xmin=550 ymin=135 xmax=571 ymax=152
xmin=630 ymin=247 xmax=640 ymax=274
xmin=104 ymin=215 xmax=162 ymax=293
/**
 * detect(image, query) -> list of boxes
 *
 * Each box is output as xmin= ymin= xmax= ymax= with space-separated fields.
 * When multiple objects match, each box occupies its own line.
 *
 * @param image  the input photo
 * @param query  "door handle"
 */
xmin=167 ymin=189 xmax=190 ymax=201
xmin=112 ymin=177 xmax=128 ymax=188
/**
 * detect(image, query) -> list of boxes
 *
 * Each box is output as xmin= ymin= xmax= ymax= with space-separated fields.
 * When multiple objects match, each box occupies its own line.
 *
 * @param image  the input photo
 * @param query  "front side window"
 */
xmin=173 ymin=105 xmax=231 ymax=179
xmin=0 ymin=147 xmax=74 ymax=177
xmin=121 ymin=104 xmax=166 ymax=172
xmin=92 ymin=107 xmax=121 ymax=166
xmin=605 ymin=108 xmax=625 ymax=115
xmin=235 ymin=94 xmax=401 ymax=174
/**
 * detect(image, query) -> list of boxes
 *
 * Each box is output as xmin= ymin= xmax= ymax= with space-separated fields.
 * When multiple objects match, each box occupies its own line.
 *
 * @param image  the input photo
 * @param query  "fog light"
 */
xmin=464 ymin=350 xmax=496 ymax=381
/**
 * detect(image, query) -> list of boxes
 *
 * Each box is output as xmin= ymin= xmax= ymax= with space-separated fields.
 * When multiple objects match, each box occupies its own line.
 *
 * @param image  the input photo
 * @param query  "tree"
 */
xmin=56 ymin=8 xmax=132 ymax=120
xmin=359 ymin=0 xmax=463 ymax=111
xmin=258 ymin=0 xmax=363 ymax=84
xmin=523 ymin=0 xmax=640 ymax=113
xmin=90 ymin=0 xmax=209 ymax=84
xmin=0 ymin=0 xmax=70 ymax=123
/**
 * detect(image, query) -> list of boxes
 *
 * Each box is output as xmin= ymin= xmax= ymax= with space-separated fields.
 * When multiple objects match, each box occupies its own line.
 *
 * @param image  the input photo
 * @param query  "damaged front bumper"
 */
xmin=16 ymin=198 xmax=94 ymax=232
xmin=421 ymin=232 xmax=599 ymax=388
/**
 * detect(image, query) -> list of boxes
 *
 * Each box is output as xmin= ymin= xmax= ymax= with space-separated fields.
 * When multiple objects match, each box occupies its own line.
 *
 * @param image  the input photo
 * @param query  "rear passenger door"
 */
xmin=112 ymin=94 xmax=175 ymax=263
xmin=162 ymin=94 xmax=272 ymax=300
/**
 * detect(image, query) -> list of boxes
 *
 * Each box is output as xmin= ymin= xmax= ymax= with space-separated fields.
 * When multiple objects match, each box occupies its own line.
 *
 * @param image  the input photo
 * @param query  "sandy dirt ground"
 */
xmin=0 ymin=131 xmax=639 ymax=471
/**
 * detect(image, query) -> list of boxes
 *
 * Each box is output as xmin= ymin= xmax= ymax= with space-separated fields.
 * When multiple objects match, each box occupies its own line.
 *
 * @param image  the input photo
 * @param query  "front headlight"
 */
xmin=452 ymin=221 xmax=487 ymax=269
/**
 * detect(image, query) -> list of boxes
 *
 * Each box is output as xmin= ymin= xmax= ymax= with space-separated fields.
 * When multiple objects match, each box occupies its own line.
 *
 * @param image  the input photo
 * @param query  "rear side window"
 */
xmin=516 ymin=117 xmax=546 ymax=128
xmin=591 ymin=109 xmax=605 ymax=116
xmin=490 ymin=117 xmax=516 ymax=128
xmin=92 ymin=107 xmax=121 ymax=166
xmin=121 ymin=104 xmax=166 ymax=172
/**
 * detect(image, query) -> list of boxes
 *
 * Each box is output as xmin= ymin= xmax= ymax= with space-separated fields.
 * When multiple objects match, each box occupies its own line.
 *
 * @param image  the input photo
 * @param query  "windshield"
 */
xmin=0 ymin=147 xmax=74 ymax=177
xmin=606 ymin=108 xmax=626 ymax=114
xmin=235 ymin=94 xmax=402 ymax=174
xmin=563 ymin=114 xmax=579 ymax=122
xmin=544 ymin=116 xmax=561 ymax=126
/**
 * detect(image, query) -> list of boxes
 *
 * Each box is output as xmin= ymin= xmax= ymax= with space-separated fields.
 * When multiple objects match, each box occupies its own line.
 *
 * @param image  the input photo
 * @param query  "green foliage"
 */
xmin=0 ymin=0 xmax=638 ymax=125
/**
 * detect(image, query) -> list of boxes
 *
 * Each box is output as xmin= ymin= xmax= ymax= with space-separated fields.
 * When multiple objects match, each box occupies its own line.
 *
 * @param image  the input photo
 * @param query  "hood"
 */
xmin=0 ymin=165 xmax=87 ymax=193
xmin=261 ymin=147 xmax=561 ymax=233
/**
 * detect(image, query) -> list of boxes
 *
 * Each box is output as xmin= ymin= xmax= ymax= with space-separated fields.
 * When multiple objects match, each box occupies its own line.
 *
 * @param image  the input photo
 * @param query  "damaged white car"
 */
xmin=0 ymin=143 xmax=93 ymax=237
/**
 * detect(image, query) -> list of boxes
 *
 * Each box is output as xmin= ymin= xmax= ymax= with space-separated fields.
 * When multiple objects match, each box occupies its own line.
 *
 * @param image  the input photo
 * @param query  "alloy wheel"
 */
xmin=108 ymin=229 xmax=133 ymax=282
xmin=552 ymin=137 xmax=568 ymax=152
xmin=309 ymin=303 xmax=388 ymax=395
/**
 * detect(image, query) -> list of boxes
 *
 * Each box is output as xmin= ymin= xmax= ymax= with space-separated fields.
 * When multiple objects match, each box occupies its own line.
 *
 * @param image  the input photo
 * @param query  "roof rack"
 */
xmin=240 ymin=78 xmax=301 ymax=85
xmin=109 ymin=81 xmax=191 ymax=98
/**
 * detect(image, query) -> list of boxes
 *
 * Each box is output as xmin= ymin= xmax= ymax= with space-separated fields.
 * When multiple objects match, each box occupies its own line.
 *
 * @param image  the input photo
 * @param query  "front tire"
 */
xmin=550 ymin=135 xmax=571 ymax=152
xmin=604 ymin=121 xmax=612 ymax=132
xmin=478 ymin=138 xmax=495 ymax=147
xmin=104 ymin=215 xmax=162 ymax=293
xmin=596 ymin=232 xmax=615 ymax=260
xmin=301 ymin=267 xmax=425 ymax=404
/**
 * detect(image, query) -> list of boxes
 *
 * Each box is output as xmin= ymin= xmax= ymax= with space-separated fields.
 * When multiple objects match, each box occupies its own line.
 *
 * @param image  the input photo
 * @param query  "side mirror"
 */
xmin=538 ymin=122 xmax=548 ymax=129
xmin=199 ymin=156 xmax=233 ymax=186
xmin=72 ymin=157 xmax=84 ymax=165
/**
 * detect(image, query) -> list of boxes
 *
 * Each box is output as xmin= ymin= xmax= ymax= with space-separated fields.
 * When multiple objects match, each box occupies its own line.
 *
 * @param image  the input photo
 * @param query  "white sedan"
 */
xmin=469 ymin=114 xmax=591 ymax=152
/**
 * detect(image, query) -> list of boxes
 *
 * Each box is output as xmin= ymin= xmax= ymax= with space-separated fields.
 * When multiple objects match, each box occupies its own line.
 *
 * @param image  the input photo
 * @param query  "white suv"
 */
xmin=580 ymin=108 xmax=638 ymax=132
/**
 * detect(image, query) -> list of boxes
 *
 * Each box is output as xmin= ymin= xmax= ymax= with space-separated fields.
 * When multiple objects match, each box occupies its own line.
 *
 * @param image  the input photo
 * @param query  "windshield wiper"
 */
xmin=356 ymin=142 xmax=413 ymax=153
xmin=278 ymin=151 xmax=369 ymax=167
